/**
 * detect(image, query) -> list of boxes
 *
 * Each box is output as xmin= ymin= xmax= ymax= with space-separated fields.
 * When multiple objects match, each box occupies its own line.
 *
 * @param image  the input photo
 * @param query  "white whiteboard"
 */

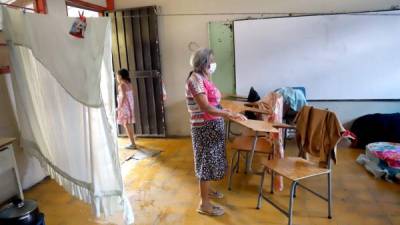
xmin=234 ymin=12 xmax=400 ymax=100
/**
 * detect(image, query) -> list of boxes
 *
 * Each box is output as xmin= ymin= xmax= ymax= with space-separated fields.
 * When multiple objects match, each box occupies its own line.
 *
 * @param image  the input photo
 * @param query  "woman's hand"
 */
xmin=193 ymin=94 xmax=247 ymax=120
xmin=227 ymin=111 xmax=247 ymax=121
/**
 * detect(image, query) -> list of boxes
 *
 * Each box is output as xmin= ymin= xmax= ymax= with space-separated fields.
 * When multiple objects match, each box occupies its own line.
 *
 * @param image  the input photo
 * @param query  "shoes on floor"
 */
xmin=125 ymin=144 xmax=137 ymax=149
xmin=197 ymin=204 xmax=224 ymax=216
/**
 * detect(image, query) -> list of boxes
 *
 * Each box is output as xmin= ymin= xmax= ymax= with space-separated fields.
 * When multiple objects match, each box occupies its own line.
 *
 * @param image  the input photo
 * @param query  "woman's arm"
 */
xmin=194 ymin=94 xmax=247 ymax=120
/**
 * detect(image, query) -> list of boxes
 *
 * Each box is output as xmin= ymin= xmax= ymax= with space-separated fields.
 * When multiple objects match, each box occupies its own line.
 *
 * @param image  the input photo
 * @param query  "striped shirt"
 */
xmin=185 ymin=72 xmax=222 ymax=127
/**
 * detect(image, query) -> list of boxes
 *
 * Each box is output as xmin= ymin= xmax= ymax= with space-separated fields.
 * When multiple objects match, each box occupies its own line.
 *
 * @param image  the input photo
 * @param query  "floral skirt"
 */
xmin=191 ymin=119 xmax=227 ymax=181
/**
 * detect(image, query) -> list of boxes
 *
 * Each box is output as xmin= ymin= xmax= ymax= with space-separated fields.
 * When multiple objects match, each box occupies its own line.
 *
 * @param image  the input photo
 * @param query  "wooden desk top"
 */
xmin=231 ymin=119 xmax=279 ymax=133
xmin=220 ymin=99 xmax=244 ymax=113
xmin=0 ymin=138 xmax=16 ymax=150
xmin=223 ymin=94 xmax=247 ymax=100
xmin=221 ymin=99 xmax=269 ymax=115
xmin=272 ymin=122 xmax=296 ymax=129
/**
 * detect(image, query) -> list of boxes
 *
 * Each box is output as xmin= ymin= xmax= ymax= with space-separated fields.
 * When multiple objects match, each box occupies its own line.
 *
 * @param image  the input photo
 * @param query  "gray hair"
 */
xmin=190 ymin=48 xmax=214 ymax=73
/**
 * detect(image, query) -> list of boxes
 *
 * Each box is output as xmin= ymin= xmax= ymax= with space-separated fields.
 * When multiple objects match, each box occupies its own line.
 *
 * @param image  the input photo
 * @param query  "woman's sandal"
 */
xmin=197 ymin=205 xmax=224 ymax=216
xmin=208 ymin=190 xmax=224 ymax=199
xmin=125 ymin=144 xmax=137 ymax=149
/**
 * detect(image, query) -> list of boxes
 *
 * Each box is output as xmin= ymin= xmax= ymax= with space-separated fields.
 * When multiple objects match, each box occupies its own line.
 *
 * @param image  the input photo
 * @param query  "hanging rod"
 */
xmin=107 ymin=12 xmax=400 ymax=18
xmin=106 ymin=7 xmax=400 ymax=18
xmin=0 ymin=2 xmax=35 ymax=12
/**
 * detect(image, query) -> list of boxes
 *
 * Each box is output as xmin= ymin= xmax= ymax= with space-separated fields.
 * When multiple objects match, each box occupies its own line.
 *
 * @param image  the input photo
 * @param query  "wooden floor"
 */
xmin=25 ymin=138 xmax=400 ymax=225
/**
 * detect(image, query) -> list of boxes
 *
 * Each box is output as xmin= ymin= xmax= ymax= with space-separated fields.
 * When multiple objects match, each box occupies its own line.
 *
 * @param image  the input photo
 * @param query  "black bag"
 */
xmin=245 ymin=87 xmax=261 ymax=119
xmin=247 ymin=87 xmax=261 ymax=102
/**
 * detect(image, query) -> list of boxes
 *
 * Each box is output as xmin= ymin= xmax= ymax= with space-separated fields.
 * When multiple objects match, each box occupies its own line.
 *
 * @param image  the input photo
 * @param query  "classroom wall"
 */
xmin=117 ymin=0 xmax=400 ymax=135
xmin=0 ymin=74 xmax=20 ymax=203
xmin=0 ymin=74 xmax=47 ymax=203
xmin=310 ymin=101 xmax=400 ymax=128
xmin=0 ymin=2 xmax=67 ymax=201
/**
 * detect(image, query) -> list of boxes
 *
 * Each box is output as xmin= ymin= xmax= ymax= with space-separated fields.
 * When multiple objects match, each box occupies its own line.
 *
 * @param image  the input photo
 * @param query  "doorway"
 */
xmin=106 ymin=6 xmax=166 ymax=137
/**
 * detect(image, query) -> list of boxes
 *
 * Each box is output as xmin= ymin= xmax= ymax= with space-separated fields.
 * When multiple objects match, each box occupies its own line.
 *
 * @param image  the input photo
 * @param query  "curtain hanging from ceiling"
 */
xmin=1 ymin=6 xmax=134 ymax=224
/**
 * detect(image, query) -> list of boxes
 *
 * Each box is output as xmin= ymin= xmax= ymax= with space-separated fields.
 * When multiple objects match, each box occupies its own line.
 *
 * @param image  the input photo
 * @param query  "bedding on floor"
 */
xmin=357 ymin=142 xmax=400 ymax=183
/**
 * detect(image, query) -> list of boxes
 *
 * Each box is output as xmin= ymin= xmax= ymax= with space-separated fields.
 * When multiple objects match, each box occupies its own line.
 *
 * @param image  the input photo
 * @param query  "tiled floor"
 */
xmin=25 ymin=138 xmax=399 ymax=225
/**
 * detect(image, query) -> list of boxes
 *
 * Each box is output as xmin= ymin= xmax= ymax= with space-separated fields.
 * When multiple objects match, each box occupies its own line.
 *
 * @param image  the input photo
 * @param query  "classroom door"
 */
xmin=106 ymin=6 xmax=166 ymax=137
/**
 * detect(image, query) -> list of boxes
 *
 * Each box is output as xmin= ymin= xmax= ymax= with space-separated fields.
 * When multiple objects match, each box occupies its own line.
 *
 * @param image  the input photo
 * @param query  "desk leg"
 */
xmin=225 ymin=120 xmax=229 ymax=141
xmin=244 ymin=152 xmax=249 ymax=174
xmin=246 ymin=131 xmax=259 ymax=173
xmin=227 ymin=120 xmax=231 ymax=140
xmin=9 ymin=144 xmax=24 ymax=200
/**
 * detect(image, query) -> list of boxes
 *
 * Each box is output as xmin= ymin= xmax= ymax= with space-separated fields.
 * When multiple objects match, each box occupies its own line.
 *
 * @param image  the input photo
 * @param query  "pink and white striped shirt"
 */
xmin=185 ymin=72 xmax=222 ymax=127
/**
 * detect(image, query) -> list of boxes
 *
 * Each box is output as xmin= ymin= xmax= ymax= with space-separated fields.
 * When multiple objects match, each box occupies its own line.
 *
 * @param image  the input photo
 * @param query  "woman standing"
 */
xmin=185 ymin=48 xmax=246 ymax=216
xmin=116 ymin=69 xmax=137 ymax=149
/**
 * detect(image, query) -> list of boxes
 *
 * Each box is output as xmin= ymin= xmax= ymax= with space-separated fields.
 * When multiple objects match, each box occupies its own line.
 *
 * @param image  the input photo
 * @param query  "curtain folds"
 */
xmin=2 ymin=6 xmax=134 ymax=224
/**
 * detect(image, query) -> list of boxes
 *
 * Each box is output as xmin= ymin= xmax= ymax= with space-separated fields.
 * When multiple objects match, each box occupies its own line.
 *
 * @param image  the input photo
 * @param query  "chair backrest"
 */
xmin=297 ymin=145 xmax=333 ymax=169
xmin=295 ymin=106 xmax=343 ymax=168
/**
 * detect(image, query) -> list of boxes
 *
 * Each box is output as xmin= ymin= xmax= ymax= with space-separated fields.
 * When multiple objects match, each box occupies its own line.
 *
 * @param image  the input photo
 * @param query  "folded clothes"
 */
xmin=368 ymin=142 xmax=400 ymax=169
xmin=357 ymin=142 xmax=400 ymax=182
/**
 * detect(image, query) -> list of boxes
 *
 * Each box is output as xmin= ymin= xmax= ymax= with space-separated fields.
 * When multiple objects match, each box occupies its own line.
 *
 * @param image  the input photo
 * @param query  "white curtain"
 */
xmin=2 ymin=7 xmax=134 ymax=224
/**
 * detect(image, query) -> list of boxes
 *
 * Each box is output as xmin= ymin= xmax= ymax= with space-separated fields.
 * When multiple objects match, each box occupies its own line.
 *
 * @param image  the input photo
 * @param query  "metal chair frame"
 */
xmin=228 ymin=143 xmax=273 ymax=190
xmin=256 ymin=149 xmax=333 ymax=225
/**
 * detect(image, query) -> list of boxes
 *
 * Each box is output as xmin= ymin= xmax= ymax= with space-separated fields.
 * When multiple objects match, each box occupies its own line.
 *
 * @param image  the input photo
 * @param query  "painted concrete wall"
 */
xmin=310 ymin=101 xmax=400 ymax=128
xmin=115 ymin=0 xmax=400 ymax=136
xmin=0 ymin=74 xmax=20 ymax=202
xmin=0 ymin=0 xmax=71 ymax=202
xmin=0 ymin=74 xmax=46 ymax=203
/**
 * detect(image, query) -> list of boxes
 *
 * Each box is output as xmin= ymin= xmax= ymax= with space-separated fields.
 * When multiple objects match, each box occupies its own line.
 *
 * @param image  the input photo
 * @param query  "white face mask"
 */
xmin=209 ymin=63 xmax=217 ymax=74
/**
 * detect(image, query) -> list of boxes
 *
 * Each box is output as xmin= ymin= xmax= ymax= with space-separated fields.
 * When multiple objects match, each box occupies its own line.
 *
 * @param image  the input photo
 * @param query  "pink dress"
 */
xmin=117 ymin=82 xmax=135 ymax=125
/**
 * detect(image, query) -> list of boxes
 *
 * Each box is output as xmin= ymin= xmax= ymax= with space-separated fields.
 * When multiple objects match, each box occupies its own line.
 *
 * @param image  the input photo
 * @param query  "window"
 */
xmin=67 ymin=5 xmax=99 ymax=17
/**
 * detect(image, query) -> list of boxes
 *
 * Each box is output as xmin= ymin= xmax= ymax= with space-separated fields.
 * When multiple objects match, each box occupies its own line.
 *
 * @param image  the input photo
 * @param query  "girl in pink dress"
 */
xmin=116 ymin=69 xmax=136 ymax=149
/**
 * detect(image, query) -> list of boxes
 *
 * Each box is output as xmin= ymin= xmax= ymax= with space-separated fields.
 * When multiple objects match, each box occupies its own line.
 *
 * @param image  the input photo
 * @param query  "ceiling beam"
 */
xmin=66 ymin=0 xmax=108 ymax=12
xmin=34 ymin=0 xmax=47 ymax=13
xmin=106 ymin=0 xmax=113 ymax=11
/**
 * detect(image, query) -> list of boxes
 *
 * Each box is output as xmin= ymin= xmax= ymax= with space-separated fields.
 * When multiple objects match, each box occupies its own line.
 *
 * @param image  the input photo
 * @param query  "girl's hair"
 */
xmin=118 ymin=69 xmax=131 ymax=83
xmin=190 ymin=48 xmax=214 ymax=74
